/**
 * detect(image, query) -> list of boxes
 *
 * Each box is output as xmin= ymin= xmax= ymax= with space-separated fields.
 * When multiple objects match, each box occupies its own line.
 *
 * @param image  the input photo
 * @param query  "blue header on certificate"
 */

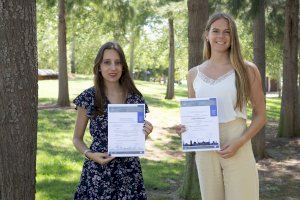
xmin=180 ymin=98 xmax=217 ymax=107
xmin=109 ymin=105 xmax=145 ymax=112
xmin=180 ymin=98 xmax=218 ymax=117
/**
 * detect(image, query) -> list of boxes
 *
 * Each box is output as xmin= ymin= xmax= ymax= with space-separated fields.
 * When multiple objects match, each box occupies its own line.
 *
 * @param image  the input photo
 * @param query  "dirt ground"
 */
xmin=146 ymin=120 xmax=300 ymax=200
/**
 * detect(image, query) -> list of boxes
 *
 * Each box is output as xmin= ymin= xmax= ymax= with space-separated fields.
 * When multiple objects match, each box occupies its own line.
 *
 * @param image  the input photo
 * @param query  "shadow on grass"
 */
xmin=141 ymin=158 xmax=184 ymax=190
xmin=38 ymin=110 xmax=76 ymax=132
xmin=37 ymin=179 xmax=78 ymax=200
xmin=259 ymin=171 xmax=300 ymax=200
xmin=38 ymin=140 xmax=82 ymax=162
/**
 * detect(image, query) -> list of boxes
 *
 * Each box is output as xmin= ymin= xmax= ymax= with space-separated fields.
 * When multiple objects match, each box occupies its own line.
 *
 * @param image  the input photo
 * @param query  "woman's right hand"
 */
xmin=175 ymin=124 xmax=186 ymax=136
xmin=87 ymin=152 xmax=115 ymax=165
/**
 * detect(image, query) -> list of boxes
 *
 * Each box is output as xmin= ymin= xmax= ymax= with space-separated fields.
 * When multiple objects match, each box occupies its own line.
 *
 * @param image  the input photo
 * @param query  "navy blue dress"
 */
xmin=73 ymin=87 xmax=148 ymax=200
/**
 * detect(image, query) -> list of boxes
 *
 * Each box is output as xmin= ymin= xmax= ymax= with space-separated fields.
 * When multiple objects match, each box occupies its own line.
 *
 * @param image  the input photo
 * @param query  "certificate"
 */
xmin=180 ymin=98 xmax=220 ymax=152
xmin=108 ymin=104 xmax=145 ymax=157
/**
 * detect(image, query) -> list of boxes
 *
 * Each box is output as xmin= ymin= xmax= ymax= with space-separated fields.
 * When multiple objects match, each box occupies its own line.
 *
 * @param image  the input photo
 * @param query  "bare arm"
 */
xmin=73 ymin=107 xmax=115 ymax=165
xmin=239 ymin=62 xmax=267 ymax=144
xmin=187 ymin=67 xmax=197 ymax=98
xmin=73 ymin=107 xmax=89 ymax=154
xmin=219 ymin=62 xmax=267 ymax=158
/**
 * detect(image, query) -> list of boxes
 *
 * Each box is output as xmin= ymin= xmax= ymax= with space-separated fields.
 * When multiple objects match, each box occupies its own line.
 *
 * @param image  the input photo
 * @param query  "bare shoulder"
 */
xmin=244 ymin=61 xmax=261 ymax=82
xmin=188 ymin=66 xmax=198 ymax=75
xmin=186 ymin=66 xmax=197 ymax=82
xmin=187 ymin=62 xmax=206 ymax=80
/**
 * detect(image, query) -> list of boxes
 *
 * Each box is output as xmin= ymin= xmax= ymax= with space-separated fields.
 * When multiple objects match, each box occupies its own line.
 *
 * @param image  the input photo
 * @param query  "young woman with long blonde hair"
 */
xmin=177 ymin=13 xmax=266 ymax=200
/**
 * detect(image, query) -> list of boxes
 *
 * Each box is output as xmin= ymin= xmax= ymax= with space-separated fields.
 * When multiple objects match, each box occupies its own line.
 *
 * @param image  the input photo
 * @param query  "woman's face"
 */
xmin=206 ymin=18 xmax=231 ymax=53
xmin=100 ymin=49 xmax=123 ymax=84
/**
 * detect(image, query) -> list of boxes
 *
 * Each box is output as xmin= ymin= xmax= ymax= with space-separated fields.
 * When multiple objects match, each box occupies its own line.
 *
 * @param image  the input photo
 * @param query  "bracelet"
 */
xmin=83 ymin=149 xmax=92 ymax=159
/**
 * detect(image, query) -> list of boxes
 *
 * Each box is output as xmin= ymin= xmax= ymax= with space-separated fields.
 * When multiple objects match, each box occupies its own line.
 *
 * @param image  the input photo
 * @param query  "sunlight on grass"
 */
xmin=38 ymin=76 xmax=93 ymax=105
xmin=246 ymin=97 xmax=281 ymax=121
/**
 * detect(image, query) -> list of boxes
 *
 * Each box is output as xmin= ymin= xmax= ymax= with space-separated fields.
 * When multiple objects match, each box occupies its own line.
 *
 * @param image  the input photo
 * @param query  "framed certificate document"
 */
xmin=180 ymin=98 xmax=220 ymax=152
xmin=108 ymin=104 xmax=145 ymax=157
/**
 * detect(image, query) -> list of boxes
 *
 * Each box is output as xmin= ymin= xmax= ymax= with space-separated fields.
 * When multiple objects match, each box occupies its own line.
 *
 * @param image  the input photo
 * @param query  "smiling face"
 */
xmin=206 ymin=18 xmax=231 ymax=53
xmin=100 ymin=49 xmax=123 ymax=84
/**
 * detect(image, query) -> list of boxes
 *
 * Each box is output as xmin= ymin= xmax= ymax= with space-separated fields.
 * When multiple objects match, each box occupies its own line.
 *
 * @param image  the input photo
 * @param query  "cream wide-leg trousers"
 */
xmin=195 ymin=118 xmax=259 ymax=200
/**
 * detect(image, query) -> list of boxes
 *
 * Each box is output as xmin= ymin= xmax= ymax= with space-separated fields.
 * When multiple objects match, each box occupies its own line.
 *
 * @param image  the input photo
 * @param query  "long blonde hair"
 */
xmin=203 ymin=12 xmax=251 ymax=110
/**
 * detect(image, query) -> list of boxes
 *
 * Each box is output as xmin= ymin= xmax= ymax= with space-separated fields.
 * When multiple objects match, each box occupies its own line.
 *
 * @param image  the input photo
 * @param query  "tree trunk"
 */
xmin=165 ymin=18 xmax=175 ymax=99
xmin=129 ymin=31 xmax=135 ymax=78
xmin=179 ymin=0 xmax=208 ymax=199
xmin=0 ymin=1 xmax=38 ymax=199
xmin=251 ymin=0 xmax=266 ymax=160
xmin=71 ymin=33 xmax=76 ymax=74
xmin=58 ymin=0 xmax=70 ymax=106
xmin=279 ymin=0 xmax=299 ymax=137
xmin=298 ymin=73 xmax=300 ymax=128
xmin=278 ymin=74 xmax=281 ymax=98
xmin=187 ymin=0 xmax=208 ymax=70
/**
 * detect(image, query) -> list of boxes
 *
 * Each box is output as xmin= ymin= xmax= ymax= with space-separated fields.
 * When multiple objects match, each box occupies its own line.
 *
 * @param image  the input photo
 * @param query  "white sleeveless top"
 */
xmin=193 ymin=66 xmax=247 ymax=123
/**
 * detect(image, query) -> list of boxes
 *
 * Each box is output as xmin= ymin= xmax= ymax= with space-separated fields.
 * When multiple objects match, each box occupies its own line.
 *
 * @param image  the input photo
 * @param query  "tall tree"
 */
xmin=127 ymin=0 xmax=154 ymax=77
xmin=129 ymin=30 xmax=136 ymax=78
xmin=71 ymin=32 xmax=76 ymax=74
xmin=165 ymin=17 xmax=175 ymax=99
xmin=57 ymin=0 xmax=70 ymax=106
xmin=251 ymin=0 xmax=266 ymax=159
xmin=70 ymin=6 xmax=76 ymax=74
xmin=179 ymin=0 xmax=208 ymax=199
xmin=156 ymin=0 xmax=185 ymax=98
xmin=0 ymin=0 xmax=38 ymax=199
xmin=279 ymin=0 xmax=299 ymax=137
xmin=187 ymin=0 xmax=208 ymax=71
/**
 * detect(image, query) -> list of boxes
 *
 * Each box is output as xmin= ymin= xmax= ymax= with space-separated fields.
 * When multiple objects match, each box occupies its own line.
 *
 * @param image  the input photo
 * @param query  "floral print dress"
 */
xmin=73 ymin=87 xmax=149 ymax=200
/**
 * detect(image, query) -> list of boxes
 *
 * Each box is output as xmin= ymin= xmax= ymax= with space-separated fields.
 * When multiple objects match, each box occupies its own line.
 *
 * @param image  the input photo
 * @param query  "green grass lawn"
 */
xmin=36 ymin=76 xmax=281 ymax=199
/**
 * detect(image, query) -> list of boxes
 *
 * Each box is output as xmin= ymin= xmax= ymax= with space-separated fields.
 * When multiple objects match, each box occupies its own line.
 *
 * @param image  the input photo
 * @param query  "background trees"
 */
xmin=0 ymin=0 xmax=38 ymax=199
xmin=279 ymin=0 xmax=299 ymax=137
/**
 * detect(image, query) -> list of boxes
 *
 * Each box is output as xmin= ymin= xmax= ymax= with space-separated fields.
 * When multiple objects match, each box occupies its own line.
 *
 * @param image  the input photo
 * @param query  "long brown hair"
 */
xmin=93 ymin=41 xmax=142 ymax=115
xmin=203 ymin=13 xmax=251 ymax=111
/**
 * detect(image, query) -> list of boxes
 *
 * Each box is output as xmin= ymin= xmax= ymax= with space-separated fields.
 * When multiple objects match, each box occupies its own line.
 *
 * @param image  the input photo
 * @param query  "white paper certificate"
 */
xmin=108 ymin=104 xmax=145 ymax=157
xmin=180 ymin=98 xmax=220 ymax=152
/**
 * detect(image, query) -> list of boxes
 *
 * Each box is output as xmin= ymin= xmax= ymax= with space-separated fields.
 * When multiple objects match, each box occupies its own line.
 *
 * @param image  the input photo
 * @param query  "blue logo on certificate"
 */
xmin=137 ymin=105 xmax=145 ymax=123
xmin=209 ymin=98 xmax=217 ymax=116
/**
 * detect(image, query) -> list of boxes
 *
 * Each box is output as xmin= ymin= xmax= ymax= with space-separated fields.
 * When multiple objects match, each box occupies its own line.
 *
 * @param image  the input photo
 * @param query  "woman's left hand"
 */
xmin=218 ymin=138 xmax=244 ymax=159
xmin=143 ymin=120 xmax=153 ymax=139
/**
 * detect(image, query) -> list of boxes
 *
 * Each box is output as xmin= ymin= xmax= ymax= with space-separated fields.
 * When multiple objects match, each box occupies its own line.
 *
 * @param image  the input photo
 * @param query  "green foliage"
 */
xmin=36 ymin=0 xmax=285 ymax=83
xmin=265 ymin=41 xmax=282 ymax=79
xmin=37 ymin=1 xmax=58 ymax=70
xmin=265 ymin=0 xmax=285 ymax=44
